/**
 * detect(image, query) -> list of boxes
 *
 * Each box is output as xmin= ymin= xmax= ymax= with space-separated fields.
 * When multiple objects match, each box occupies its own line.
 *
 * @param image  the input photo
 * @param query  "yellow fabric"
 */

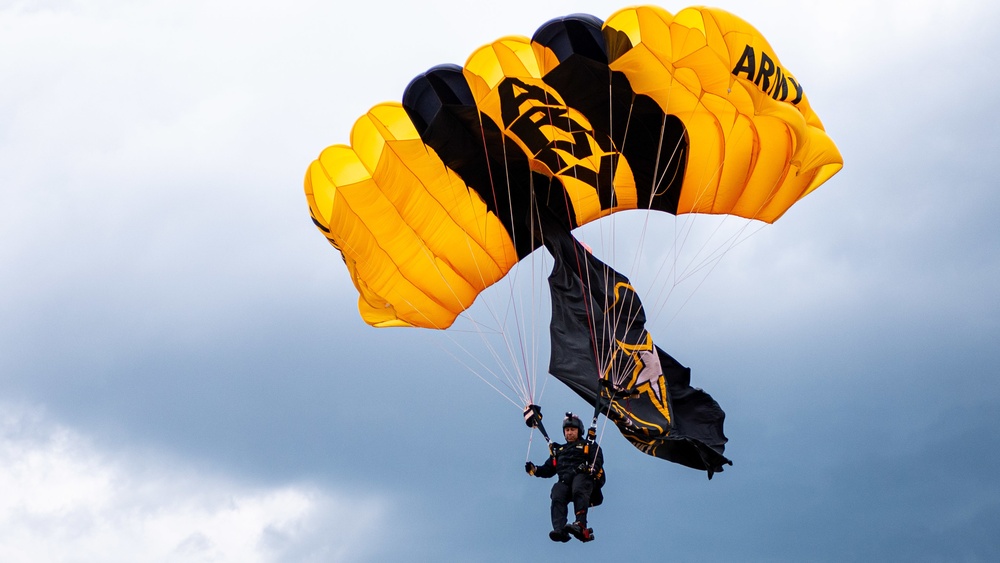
xmin=604 ymin=6 xmax=843 ymax=221
xmin=305 ymin=103 xmax=518 ymax=328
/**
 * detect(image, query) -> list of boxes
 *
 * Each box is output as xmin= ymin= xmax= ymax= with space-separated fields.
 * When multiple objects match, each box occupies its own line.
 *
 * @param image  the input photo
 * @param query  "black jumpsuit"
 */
xmin=531 ymin=439 xmax=604 ymax=530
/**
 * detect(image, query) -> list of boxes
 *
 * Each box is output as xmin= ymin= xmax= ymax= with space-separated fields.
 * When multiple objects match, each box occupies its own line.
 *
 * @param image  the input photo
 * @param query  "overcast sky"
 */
xmin=2 ymin=0 xmax=999 ymax=561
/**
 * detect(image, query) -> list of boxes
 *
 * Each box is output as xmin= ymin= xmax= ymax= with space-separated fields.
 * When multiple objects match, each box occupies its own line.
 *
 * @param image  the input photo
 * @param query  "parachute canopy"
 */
xmin=305 ymin=5 xmax=843 ymax=330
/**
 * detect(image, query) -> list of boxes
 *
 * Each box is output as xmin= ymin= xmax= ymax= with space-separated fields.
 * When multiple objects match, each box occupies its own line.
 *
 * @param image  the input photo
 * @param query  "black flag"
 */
xmin=543 ymin=223 xmax=732 ymax=477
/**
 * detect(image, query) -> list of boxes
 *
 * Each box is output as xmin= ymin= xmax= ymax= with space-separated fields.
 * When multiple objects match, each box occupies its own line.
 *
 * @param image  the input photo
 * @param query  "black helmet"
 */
xmin=562 ymin=412 xmax=584 ymax=433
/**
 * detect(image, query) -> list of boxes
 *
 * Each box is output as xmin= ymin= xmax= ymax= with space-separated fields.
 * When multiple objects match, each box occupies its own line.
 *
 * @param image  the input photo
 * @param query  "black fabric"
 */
xmin=541 ymin=215 xmax=732 ymax=477
xmin=533 ymin=14 xmax=608 ymax=65
xmin=532 ymin=16 xmax=687 ymax=214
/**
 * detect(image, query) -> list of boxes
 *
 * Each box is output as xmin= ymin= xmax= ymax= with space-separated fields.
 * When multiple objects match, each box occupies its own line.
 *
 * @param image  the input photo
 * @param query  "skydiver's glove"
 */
xmin=525 ymin=462 xmax=537 ymax=476
xmin=523 ymin=404 xmax=542 ymax=428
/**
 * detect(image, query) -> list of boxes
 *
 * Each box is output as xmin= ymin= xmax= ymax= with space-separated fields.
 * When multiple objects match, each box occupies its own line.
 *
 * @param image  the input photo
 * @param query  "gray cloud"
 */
xmin=2 ymin=0 xmax=999 ymax=560
xmin=0 ymin=405 xmax=391 ymax=562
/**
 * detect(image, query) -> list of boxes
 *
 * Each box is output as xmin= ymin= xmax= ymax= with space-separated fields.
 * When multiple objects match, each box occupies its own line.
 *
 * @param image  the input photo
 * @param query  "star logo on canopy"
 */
xmin=635 ymin=349 xmax=663 ymax=402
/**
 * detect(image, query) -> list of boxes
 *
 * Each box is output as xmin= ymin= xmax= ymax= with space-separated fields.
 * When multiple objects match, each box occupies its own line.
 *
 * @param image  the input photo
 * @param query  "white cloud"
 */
xmin=0 ymin=405 xmax=386 ymax=563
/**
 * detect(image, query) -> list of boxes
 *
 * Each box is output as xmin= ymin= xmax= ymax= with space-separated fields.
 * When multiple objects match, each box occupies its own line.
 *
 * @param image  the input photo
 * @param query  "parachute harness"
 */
xmin=524 ymin=404 xmax=607 ymax=476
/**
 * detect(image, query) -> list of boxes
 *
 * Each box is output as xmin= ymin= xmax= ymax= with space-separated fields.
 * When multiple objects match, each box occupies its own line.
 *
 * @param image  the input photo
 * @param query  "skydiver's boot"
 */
xmin=564 ymin=522 xmax=594 ymax=542
xmin=549 ymin=492 xmax=571 ymax=542
xmin=548 ymin=529 xmax=571 ymax=542
xmin=564 ymin=521 xmax=594 ymax=542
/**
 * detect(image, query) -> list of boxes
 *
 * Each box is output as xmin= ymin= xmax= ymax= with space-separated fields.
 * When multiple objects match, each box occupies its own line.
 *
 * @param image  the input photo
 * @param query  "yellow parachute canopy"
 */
xmin=305 ymin=6 xmax=843 ymax=329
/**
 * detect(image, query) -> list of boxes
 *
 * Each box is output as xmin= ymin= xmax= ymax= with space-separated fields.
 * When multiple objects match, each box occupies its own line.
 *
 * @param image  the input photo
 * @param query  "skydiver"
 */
xmin=524 ymin=411 xmax=604 ymax=543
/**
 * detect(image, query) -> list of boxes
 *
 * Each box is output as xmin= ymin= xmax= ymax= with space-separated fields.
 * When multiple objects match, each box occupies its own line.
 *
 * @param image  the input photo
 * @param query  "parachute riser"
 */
xmin=523 ymin=403 xmax=552 ymax=444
